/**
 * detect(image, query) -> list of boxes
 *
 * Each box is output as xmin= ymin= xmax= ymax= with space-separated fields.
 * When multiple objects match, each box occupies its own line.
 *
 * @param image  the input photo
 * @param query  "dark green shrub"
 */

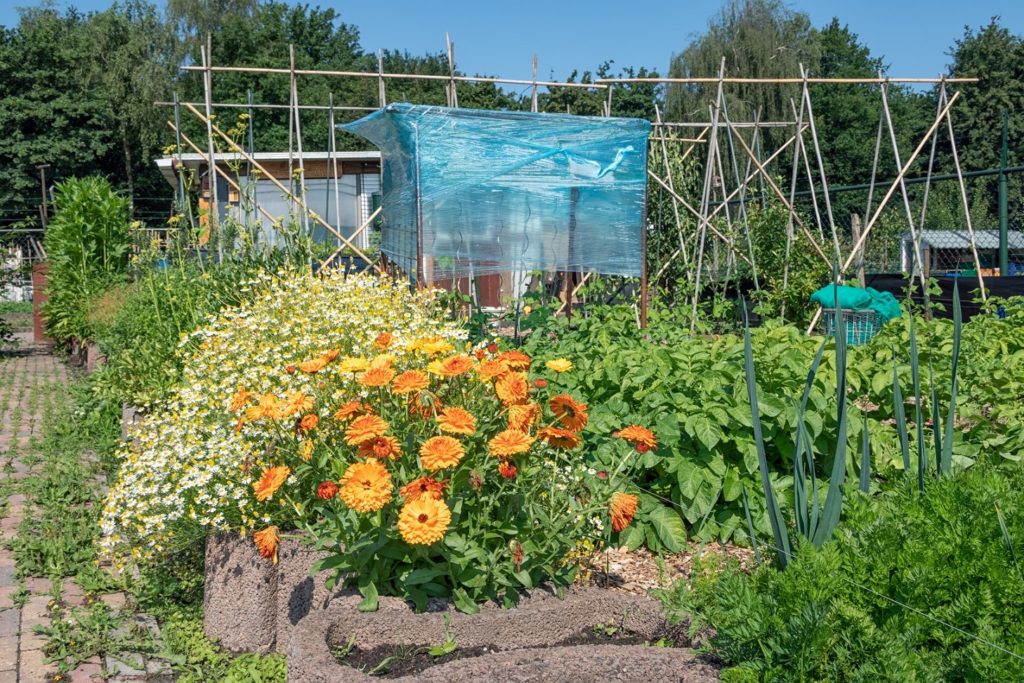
xmin=42 ymin=177 xmax=132 ymax=344
xmin=658 ymin=464 xmax=1024 ymax=682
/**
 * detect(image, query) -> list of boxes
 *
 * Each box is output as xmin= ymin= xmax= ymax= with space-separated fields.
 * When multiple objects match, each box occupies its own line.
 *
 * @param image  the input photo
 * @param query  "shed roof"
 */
xmin=902 ymin=230 xmax=1024 ymax=250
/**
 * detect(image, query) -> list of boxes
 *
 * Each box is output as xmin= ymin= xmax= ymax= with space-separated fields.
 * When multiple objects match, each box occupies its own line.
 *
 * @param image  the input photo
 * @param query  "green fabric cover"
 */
xmin=809 ymin=284 xmax=902 ymax=321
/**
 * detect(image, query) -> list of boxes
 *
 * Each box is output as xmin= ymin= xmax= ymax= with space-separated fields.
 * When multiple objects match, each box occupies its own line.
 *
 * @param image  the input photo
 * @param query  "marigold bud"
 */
xmin=316 ymin=481 xmax=339 ymax=500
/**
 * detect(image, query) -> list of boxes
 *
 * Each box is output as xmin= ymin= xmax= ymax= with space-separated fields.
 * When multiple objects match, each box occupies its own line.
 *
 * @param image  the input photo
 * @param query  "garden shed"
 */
xmin=343 ymin=103 xmax=652 ymax=300
xmin=901 ymin=229 xmax=1024 ymax=276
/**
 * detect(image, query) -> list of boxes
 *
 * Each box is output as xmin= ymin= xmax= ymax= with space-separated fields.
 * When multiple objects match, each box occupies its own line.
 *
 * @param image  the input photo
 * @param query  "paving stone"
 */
xmin=67 ymin=658 xmax=103 ymax=682
xmin=18 ymin=646 xmax=52 ymax=682
xmin=0 ymin=585 xmax=17 ymax=607
xmin=146 ymin=657 xmax=173 ymax=674
xmin=0 ymin=634 xmax=18 ymax=671
xmin=0 ymin=607 xmax=18 ymax=637
xmin=104 ymin=653 xmax=147 ymax=677
xmin=98 ymin=592 xmax=127 ymax=611
xmin=24 ymin=577 xmax=53 ymax=594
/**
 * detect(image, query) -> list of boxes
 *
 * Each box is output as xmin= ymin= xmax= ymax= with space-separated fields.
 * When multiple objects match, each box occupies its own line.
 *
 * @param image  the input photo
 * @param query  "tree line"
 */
xmin=0 ymin=0 xmax=1020 ymax=230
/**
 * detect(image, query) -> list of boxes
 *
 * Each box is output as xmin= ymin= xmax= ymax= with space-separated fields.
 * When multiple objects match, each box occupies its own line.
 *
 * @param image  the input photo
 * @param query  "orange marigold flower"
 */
xmin=436 ymin=407 xmax=477 ymax=435
xmin=321 ymin=348 xmax=341 ymax=362
xmin=477 ymin=359 xmax=510 ymax=381
xmin=374 ymin=332 xmax=393 ymax=350
xmin=508 ymin=402 xmax=540 ymax=433
xmin=488 ymin=429 xmax=535 ymax=458
xmin=299 ymin=440 xmax=315 ymax=462
xmin=338 ymin=357 xmax=370 ymax=373
xmin=339 ymin=459 xmax=393 ymax=512
xmin=497 ymin=349 xmax=531 ymax=370
xmin=229 ymin=386 xmax=250 ymax=412
xmin=474 ymin=348 xmax=486 ymax=360
xmin=408 ymin=391 xmax=442 ymax=419
xmin=298 ymin=413 xmax=319 ymax=432
xmin=545 ymin=358 xmax=573 ymax=373
xmin=397 ymin=496 xmax=451 ymax=545
xmin=285 ymin=363 xmax=297 ymax=374
xmin=533 ymin=378 xmax=548 ymax=389
xmin=245 ymin=393 xmax=283 ymax=422
xmin=498 ymin=461 xmax=517 ymax=479
xmin=613 ymin=425 xmax=658 ymax=450
xmin=392 ymin=370 xmax=430 ymax=394
xmin=344 ymin=414 xmax=389 ymax=445
xmin=495 ymin=372 xmax=530 ymax=405
xmin=316 ymin=481 xmax=339 ymax=500
xmin=358 ymin=366 xmax=396 ymax=388
xmin=253 ymin=466 xmax=290 ymax=502
xmin=253 ymin=526 xmax=280 ymax=564
xmin=299 ymin=357 xmax=328 ymax=374
xmin=438 ymin=354 xmax=475 ymax=377
xmin=486 ymin=342 xmax=499 ymax=354
xmin=420 ymin=436 xmax=464 ymax=471
xmin=399 ymin=476 xmax=447 ymax=502
xmin=334 ymin=400 xmax=371 ymax=422
xmin=539 ymin=426 xmax=582 ymax=450
xmin=358 ymin=435 xmax=403 ymax=460
xmin=280 ymin=391 xmax=314 ymax=418
xmin=550 ymin=394 xmax=589 ymax=432
xmin=609 ymin=492 xmax=639 ymax=533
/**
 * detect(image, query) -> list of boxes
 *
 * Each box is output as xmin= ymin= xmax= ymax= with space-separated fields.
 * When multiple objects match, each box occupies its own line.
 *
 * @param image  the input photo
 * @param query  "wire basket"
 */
xmin=821 ymin=309 xmax=884 ymax=346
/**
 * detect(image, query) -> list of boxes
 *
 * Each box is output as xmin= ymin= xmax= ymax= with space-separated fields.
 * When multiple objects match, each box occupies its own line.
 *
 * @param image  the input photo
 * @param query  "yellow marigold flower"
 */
xmin=609 ymin=492 xmax=639 ymax=533
xmin=253 ymin=526 xmax=280 ymax=564
xmin=280 ymin=391 xmax=314 ymax=418
xmin=497 ymin=349 xmax=531 ymax=370
xmin=358 ymin=366 xmax=396 ymax=388
xmin=488 ymin=429 xmax=535 ymax=458
xmin=508 ymin=402 xmax=540 ymax=433
xmin=335 ymin=401 xmax=372 ymax=422
xmin=438 ymin=354 xmax=475 ymax=377
xmin=545 ymin=358 xmax=573 ymax=373
xmin=399 ymin=476 xmax=447 ymax=502
xmin=420 ymin=435 xmax=464 ymax=471
xmin=339 ymin=460 xmax=392 ymax=512
xmin=476 ymin=359 xmax=509 ymax=381
xmin=229 ymin=386 xmax=250 ymax=412
xmin=613 ymin=425 xmax=658 ymax=450
xmin=358 ymin=435 xmax=403 ymax=460
xmin=299 ymin=357 xmax=328 ymax=374
xmin=550 ymin=394 xmax=589 ymax=432
xmin=411 ymin=335 xmax=454 ymax=356
xmin=370 ymin=354 xmax=395 ymax=369
xmin=436 ymin=407 xmax=477 ymax=435
xmin=253 ymin=466 xmax=290 ymax=502
xmin=495 ymin=372 xmax=530 ymax=406
xmin=338 ymin=357 xmax=370 ymax=374
xmin=245 ymin=393 xmax=282 ymax=422
xmin=397 ymin=496 xmax=451 ymax=545
xmin=392 ymin=370 xmax=430 ymax=394
xmin=538 ymin=426 xmax=582 ymax=450
xmin=344 ymin=414 xmax=389 ymax=445
xmin=300 ymin=440 xmax=314 ymax=462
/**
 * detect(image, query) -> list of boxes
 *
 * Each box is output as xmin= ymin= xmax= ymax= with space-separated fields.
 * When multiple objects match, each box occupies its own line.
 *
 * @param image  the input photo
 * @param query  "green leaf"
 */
xmin=722 ymin=467 xmax=742 ymax=502
xmin=451 ymin=588 xmax=480 ymax=614
xmin=357 ymin=579 xmax=379 ymax=612
xmin=647 ymin=506 xmax=687 ymax=553
xmin=687 ymin=414 xmax=721 ymax=450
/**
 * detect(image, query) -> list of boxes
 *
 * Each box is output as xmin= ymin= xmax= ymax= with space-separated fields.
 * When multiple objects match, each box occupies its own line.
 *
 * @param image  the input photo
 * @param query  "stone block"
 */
xmin=203 ymin=532 xmax=279 ymax=654
xmin=104 ymin=653 xmax=146 ymax=677
xmin=0 ymin=634 xmax=17 ymax=671
xmin=67 ymin=658 xmax=103 ymax=682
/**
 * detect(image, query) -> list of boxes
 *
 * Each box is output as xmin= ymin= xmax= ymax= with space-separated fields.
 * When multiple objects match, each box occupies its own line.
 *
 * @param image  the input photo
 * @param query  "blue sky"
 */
xmin=2 ymin=1 xmax=1022 ymax=82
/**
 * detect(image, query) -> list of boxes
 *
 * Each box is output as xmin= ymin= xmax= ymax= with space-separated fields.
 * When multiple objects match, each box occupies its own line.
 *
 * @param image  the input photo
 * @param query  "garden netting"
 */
xmin=342 ymin=103 xmax=651 ymax=281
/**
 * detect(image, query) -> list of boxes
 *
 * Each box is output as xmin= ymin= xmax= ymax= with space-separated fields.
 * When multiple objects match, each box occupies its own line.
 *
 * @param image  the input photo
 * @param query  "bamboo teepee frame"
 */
xmin=162 ymin=33 xmax=985 ymax=331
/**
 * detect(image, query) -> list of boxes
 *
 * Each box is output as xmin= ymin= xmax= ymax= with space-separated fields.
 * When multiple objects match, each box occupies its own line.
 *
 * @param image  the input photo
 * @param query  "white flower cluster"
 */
xmin=99 ymin=269 xmax=464 ymax=566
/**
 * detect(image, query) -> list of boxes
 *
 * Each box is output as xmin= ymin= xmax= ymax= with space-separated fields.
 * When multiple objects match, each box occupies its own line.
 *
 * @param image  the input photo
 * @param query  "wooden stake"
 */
xmin=201 ymin=39 xmax=220 ymax=259
xmin=801 ymin=64 xmax=842 ymax=261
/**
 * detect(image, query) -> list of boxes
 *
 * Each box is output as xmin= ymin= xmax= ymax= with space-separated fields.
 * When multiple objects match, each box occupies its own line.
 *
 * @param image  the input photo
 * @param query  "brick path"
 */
xmin=0 ymin=334 xmax=65 ymax=682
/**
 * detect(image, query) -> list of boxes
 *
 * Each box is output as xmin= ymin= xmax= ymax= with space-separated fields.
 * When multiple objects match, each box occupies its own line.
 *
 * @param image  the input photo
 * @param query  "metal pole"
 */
xmin=36 ymin=164 xmax=50 ymax=229
xmin=1000 ymin=110 xmax=1009 ymax=276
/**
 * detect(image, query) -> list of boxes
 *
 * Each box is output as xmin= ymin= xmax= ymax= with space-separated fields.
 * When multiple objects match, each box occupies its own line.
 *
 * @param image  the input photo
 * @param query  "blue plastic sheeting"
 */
xmin=342 ymin=103 xmax=651 ymax=281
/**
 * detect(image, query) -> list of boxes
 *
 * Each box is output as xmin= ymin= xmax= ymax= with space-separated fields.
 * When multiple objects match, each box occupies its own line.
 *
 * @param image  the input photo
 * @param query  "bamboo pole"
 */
xmin=654 ymin=103 xmax=690 ymax=281
xmin=691 ymin=61 xmax=727 ymax=329
xmin=155 ymin=101 xmax=375 ymax=111
xmin=725 ymin=118 xmax=831 ymax=266
xmin=377 ymin=50 xmax=387 ymax=106
xmin=180 ymin=64 xmax=608 ymax=89
xmin=597 ymin=76 xmax=979 ymax=84
xmin=940 ymin=83 xmax=987 ymax=300
xmin=445 ymin=33 xmax=458 ymax=108
xmin=319 ymin=207 xmax=382 ymax=269
xmin=290 ymin=45 xmax=310 ymax=237
xmin=329 ymin=92 xmax=342 ymax=250
xmin=655 ymin=121 xmax=796 ymax=128
xmin=168 ymin=122 xmax=280 ymax=229
xmin=792 ymin=97 xmax=826 ymax=244
xmin=530 ymin=55 xmax=538 ymax=112
xmin=182 ymin=102 xmax=385 ymax=275
xmin=650 ymin=124 xmax=806 ymax=282
xmin=801 ymin=64 xmax=842 ymax=261
xmin=201 ymin=40 xmax=220 ymax=259
xmin=842 ymin=92 xmax=962 ymax=272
